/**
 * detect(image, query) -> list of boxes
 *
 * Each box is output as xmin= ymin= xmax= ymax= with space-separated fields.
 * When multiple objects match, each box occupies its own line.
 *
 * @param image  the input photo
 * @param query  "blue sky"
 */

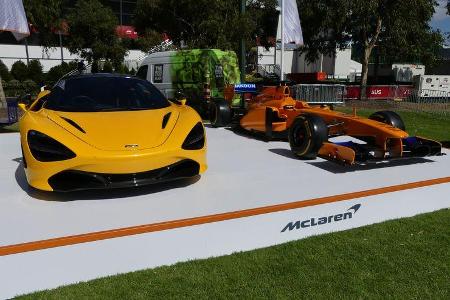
xmin=430 ymin=0 xmax=449 ymax=33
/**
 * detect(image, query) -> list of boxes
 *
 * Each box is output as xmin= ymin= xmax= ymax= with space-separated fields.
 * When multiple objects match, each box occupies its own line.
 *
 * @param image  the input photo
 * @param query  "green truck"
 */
xmin=137 ymin=49 xmax=241 ymax=115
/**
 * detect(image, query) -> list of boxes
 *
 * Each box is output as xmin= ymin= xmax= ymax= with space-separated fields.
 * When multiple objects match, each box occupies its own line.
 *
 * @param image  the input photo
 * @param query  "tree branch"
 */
xmin=368 ymin=16 xmax=382 ymax=50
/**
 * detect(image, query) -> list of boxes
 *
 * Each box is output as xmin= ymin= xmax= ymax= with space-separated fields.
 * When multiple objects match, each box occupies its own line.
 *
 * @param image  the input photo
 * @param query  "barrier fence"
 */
xmin=292 ymin=84 xmax=345 ymax=104
xmin=344 ymin=85 xmax=415 ymax=100
xmin=292 ymin=84 xmax=449 ymax=118
xmin=401 ymin=89 xmax=450 ymax=117
xmin=0 ymin=98 xmax=19 ymax=125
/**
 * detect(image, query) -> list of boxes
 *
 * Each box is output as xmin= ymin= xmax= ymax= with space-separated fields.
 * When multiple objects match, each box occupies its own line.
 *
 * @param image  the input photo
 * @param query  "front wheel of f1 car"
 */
xmin=369 ymin=110 xmax=406 ymax=131
xmin=288 ymin=114 xmax=328 ymax=160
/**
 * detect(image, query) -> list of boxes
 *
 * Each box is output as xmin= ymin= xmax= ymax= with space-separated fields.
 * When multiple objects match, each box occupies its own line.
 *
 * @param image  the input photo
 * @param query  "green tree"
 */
xmin=45 ymin=61 xmax=77 ymax=86
xmin=27 ymin=60 xmax=44 ymax=84
xmin=134 ymin=0 xmax=277 ymax=53
xmin=66 ymin=0 xmax=127 ymax=66
xmin=23 ymin=0 xmax=65 ymax=48
xmin=0 ymin=60 xmax=12 ymax=81
xmin=11 ymin=61 xmax=29 ymax=81
xmin=297 ymin=0 xmax=442 ymax=99
xmin=102 ymin=61 xmax=113 ymax=73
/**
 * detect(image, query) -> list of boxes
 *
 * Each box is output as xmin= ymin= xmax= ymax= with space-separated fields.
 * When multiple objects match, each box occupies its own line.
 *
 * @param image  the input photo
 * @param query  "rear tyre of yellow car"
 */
xmin=209 ymin=98 xmax=231 ymax=127
xmin=289 ymin=114 xmax=328 ymax=160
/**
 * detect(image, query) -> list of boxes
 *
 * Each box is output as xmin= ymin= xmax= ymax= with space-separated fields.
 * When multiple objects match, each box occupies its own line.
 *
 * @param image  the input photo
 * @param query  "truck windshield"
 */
xmin=45 ymin=76 xmax=169 ymax=112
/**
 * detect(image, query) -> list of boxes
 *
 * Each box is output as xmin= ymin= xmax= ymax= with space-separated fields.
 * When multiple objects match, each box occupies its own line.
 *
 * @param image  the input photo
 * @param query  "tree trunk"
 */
xmin=360 ymin=17 xmax=382 ymax=101
xmin=360 ymin=47 xmax=371 ymax=101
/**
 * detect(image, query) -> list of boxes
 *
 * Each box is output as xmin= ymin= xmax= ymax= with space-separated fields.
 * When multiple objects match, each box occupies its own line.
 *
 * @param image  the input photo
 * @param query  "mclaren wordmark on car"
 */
xmin=19 ymin=73 xmax=207 ymax=192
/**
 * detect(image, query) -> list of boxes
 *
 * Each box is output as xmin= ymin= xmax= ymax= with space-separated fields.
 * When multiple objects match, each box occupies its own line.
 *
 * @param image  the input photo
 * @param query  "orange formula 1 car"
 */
xmin=209 ymin=85 xmax=442 ymax=165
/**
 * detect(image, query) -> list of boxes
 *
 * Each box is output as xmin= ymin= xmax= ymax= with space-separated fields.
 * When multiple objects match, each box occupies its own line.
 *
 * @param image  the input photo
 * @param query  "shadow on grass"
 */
xmin=13 ymin=158 xmax=201 ymax=202
xmin=0 ymin=123 xmax=19 ymax=133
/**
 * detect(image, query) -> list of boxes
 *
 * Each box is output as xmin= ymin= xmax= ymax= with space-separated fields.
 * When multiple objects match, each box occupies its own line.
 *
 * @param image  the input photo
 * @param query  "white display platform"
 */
xmin=0 ymin=129 xmax=449 ymax=298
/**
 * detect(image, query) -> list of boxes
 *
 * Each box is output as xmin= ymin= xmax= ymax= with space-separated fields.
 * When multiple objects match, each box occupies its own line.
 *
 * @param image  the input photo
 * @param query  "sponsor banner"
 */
xmin=345 ymin=85 xmax=414 ymax=100
xmin=234 ymin=83 xmax=257 ymax=94
xmin=367 ymin=86 xmax=393 ymax=99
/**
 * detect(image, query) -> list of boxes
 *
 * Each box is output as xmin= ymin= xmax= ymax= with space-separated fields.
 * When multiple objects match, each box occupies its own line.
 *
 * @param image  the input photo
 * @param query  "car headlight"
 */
xmin=27 ymin=130 xmax=76 ymax=162
xmin=182 ymin=122 xmax=205 ymax=150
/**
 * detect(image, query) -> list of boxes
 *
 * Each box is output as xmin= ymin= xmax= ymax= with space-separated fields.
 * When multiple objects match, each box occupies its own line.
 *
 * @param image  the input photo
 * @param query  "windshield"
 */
xmin=45 ymin=76 xmax=170 ymax=112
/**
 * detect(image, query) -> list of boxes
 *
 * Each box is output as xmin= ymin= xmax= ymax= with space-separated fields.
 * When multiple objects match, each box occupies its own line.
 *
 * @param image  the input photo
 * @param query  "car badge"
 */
xmin=125 ymin=144 xmax=139 ymax=149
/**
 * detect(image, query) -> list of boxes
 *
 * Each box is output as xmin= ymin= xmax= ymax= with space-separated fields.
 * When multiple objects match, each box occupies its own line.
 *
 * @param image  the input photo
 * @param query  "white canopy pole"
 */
xmin=280 ymin=0 xmax=284 ymax=81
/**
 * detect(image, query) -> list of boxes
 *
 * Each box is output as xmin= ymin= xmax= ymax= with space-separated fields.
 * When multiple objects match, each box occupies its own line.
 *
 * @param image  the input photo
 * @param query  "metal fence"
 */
xmin=292 ymin=84 xmax=346 ymax=104
xmin=400 ymin=89 xmax=450 ymax=117
xmin=345 ymin=88 xmax=450 ymax=119
xmin=0 ymin=98 xmax=19 ymax=125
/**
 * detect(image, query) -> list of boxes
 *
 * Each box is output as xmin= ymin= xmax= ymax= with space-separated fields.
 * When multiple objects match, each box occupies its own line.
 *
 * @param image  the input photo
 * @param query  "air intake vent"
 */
xmin=162 ymin=112 xmax=171 ymax=129
xmin=61 ymin=117 xmax=86 ymax=133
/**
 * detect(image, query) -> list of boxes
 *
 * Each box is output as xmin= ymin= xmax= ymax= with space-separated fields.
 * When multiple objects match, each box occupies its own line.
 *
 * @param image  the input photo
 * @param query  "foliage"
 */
xmin=23 ymin=0 xmax=65 ymax=48
xmin=296 ymin=0 xmax=442 ymax=98
xmin=22 ymin=79 xmax=39 ymax=93
xmin=5 ymin=79 xmax=21 ymax=97
xmin=134 ymin=0 xmax=278 ymax=53
xmin=0 ymin=60 xmax=12 ymax=81
xmin=65 ymin=0 xmax=127 ymax=65
xmin=45 ymin=61 xmax=77 ymax=86
xmin=8 ymin=79 xmax=20 ymax=88
xmin=10 ymin=61 xmax=29 ymax=81
xmin=102 ymin=61 xmax=113 ymax=73
xmin=27 ymin=60 xmax=44 ymax=84
xmin=114 ymin=64 xmax=131 ymax=75
xmin=1 ymin=79 xmax=40 ymax=97
xmin=123 ymin=30 xmax=162 ymax=53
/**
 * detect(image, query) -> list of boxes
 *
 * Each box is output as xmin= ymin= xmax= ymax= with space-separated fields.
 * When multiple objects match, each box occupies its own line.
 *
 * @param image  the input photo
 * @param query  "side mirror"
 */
xmin=174 ymin=90 xmax=187 ymax=105
xmin=18 ymin=103 xmax=27 ymax=112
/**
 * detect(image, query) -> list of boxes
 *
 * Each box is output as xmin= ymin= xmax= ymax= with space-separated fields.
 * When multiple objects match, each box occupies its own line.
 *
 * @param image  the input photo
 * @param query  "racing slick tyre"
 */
xmin=209 ymin=98 xmax=231 ymax=127
xmin=369 ymin=111 xmax=406 ymax=131
xmin=288 ymin=114 xmax=328 ymax=160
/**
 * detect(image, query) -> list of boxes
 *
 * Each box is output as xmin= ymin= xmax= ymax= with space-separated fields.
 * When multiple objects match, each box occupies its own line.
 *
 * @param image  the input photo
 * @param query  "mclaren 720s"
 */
xmin=19 ymin=73 xmax=207 ymax=192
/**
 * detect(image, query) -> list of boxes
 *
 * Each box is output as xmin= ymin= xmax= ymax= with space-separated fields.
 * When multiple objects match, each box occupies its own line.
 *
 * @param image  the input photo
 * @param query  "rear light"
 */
xmin=27 ymin=130 xmax=76 ymax=162
xmin=182 ymin=122 xmax=205 ymax=150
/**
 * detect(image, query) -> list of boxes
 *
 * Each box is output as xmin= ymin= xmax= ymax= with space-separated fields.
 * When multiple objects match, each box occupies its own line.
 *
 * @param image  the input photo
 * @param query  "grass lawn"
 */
xmin=0 ymin=122 xmax=19 ymax=133
xmin=335 ymin=107 xmax=450 ymax=143
xmin=20 ymin=209 xmax=450 ymax=299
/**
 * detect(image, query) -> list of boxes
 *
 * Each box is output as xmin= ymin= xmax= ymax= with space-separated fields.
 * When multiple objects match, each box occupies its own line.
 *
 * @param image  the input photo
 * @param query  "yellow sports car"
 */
xmin=19 ymin=73 xmax=207 ymax=192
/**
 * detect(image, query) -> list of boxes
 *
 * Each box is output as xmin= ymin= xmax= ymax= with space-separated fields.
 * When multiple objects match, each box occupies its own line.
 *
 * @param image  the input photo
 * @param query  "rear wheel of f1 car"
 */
xmin=209 ymin=98 xmax=231 ymax=127
xmin=288 ymin=114 xmax=328 ymax=160
xmin=369 ymin=111 xmax=406 ymax=131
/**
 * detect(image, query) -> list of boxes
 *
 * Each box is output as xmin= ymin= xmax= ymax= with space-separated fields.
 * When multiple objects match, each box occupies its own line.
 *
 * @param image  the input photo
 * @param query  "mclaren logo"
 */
xmin=281 ymin=204 xmax=361 ymax=233
xmin=124 ymin=144 xmax=139 ymax=149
